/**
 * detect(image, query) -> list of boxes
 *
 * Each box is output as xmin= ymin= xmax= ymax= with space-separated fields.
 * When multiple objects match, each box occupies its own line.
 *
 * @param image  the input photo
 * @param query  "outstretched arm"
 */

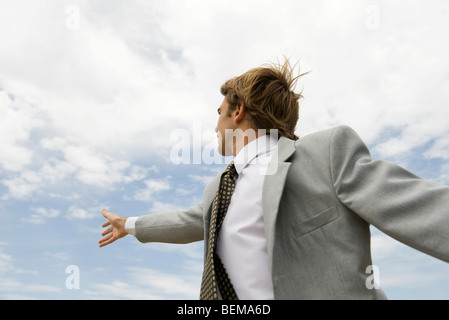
xmin=99 ymin=203 xmax=205 ymax=247
xmin=99 ymin=208 xmax=128 ymax=247
xmin=135 ymin=202 xmax=204 ymax=244
xmin=331 ymin=126 xmax=449 ymax=263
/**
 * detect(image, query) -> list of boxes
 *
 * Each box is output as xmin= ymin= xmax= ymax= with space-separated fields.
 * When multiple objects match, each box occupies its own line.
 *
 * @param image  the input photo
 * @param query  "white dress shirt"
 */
xmin=125 ymin=134 xmax=278 ymax=299
xmin=217 ymin=133 xmax=277 ymax=299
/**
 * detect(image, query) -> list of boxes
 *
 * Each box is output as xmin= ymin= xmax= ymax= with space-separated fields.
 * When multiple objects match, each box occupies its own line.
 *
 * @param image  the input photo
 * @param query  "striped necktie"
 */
xmin=200 ymin=162 xmax=239 ymax=300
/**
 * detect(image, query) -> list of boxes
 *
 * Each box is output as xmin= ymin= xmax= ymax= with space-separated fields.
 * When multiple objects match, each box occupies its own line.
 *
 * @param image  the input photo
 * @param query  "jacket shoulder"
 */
xmin=294 ymin=125 xmax=356 ymax=147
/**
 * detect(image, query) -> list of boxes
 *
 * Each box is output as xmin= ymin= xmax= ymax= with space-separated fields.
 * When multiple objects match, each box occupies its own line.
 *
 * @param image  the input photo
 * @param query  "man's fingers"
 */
xmin=101 ymin=208 xmax=114 ymax=228
xmin=99 ymin=233 xmax=112 ymax=243
xmin=99 ymin=208 xmax=125 ymax=248
xmin=102 ymin=226 xmax=112 ymax=236
xmin=98 ymin=233 xmax=114 ymax=247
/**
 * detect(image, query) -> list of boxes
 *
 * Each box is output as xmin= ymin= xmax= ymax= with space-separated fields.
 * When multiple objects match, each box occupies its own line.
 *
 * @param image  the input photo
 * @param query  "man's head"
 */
xmin=215 ymin=58 xmax=308 ymax=156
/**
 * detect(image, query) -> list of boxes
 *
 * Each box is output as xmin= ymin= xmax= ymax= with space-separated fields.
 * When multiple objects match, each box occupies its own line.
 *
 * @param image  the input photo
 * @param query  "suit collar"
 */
xmin=203 ymin=136 xmax=298 ymax=267
xmin=277 ymin=136 xmax=297 ymax=163
xmin=234 ymin=133 xmax=279 ymax=175
xmin=204 ymin=136 xmax=297 ymax=213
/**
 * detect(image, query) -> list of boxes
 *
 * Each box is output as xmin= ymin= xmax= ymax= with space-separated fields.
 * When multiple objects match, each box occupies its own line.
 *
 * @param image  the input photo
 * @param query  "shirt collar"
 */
xmin=233 ymin=134 xmax=279 ymax=175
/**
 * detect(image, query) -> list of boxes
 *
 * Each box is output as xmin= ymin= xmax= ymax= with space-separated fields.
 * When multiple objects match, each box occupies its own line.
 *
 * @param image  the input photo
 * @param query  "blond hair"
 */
xmin=220 ymin=58 xmax=309 ymax=140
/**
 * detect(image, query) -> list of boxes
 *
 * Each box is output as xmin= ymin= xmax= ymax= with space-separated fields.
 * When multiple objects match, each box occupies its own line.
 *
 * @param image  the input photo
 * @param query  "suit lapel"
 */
xmin=262 ymin=137 xmax=296 ymax=267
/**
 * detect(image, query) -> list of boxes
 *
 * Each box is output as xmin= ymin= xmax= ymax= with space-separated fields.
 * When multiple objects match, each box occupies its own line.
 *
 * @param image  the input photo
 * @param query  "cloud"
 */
xmin=370 ymin=232 xmax=404 ymax=261
xmin=379 ymin=264 xmax=444 ymax=289
xmin=150 ymin=200 xmax=181 ymax=213
xmin=188 ymin=174 xmax=216 ymax=186
xmin=41 ymin=137 xmax=151 ymax=187
xmin=144 ymin=241 xmax=203 ymax=261
xmin=0 ymin=245 xmax=61 ymax=299
xmin=132 ymin=178 xmax=171 ymax=202
xmin=86 ymin=280 xmax=161 ymax=300
xmin=127 ymin=267 xmax=199 ymax=299
xmin=425 ymin=137 xmax=449 ymax=160
xmin=2 ymin=0 xmax=448 ymax=177
xmin=0 ymin=248 xmax=13 ymax=277
xmin=0 ymin=98 xmax=154 ymax=200
xmin=1 ymin=170 xmax=43 ymax=201
xmin=44 ymin=251 xmax=72 ymax=262
xmin=370 ymin=228 xmax=449 ymax=290
xmin=0 ymin=91 xmax=42 ymax=172
xmin=1 ymin=294 xmax=38 ymax=300
xmin=2 ymin=0 xmax=449 ymax=155
xmin=87 ymin=266 xmax=200 ymax=300
xmin=67 ymin=205 xmax=98 ymax=220
xmin=1 ymin=155 xmax=146 ymax=201
xmin=0 ymin=1 xmax=210 ymax=168
xmin=435 ymin=164 xmax=449 ymax=185
xmin=21 ymin=207 xmax=61 ymax=225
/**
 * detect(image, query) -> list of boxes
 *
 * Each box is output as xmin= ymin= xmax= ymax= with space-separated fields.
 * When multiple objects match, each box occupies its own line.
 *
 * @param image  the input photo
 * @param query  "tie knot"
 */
xmin=225 ymin=162 xmax=238 ymax=179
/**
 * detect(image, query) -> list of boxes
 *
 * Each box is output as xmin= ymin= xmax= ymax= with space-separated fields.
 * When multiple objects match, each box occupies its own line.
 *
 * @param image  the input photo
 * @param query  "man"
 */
xmin=99 ymin=60 xmax=449 ymax=299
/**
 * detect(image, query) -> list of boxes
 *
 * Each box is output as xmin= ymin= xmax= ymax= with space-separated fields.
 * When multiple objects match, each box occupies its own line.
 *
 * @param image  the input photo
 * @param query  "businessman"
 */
xmin=99 ymin=59 xmax=449 ymax=299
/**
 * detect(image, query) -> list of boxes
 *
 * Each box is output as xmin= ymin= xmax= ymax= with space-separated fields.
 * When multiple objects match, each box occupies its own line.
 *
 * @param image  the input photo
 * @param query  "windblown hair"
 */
xmin=220 ymin=58 xmax=309 ymax=140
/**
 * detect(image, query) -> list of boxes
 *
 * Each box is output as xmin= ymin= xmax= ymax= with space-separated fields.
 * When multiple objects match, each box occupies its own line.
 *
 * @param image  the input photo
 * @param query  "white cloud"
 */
xmin=86 ymin=280 xmax=161 ymax=300
xmin=1 ymin=294 xmax=38 ymax=300
xmin=21 ymin=207 xmax=61 ymax=225
xmin=132 ymin=179 xmax=171 ymax=202
xmin=44 ymin=251 xmax=72 ymax=262
xmin=1 ymin=110 xmax=153 ymax=199
xmin=0 ymin=1 xmax=207 ymax=167
xmin=2 ymin=0 xmax=448 ymax=175
xmin=48 ymin=192 xmax=81 ymax=200
xmin=379 ymin=264 xmax=444 ymax=289
xmin=425 ymin=137 xmax=449 ymax=160
xmin=128 ymin=267 xmax=199 ymax=299
xmin=1 ymin=170 xmax=43 ymax=200
xmin=149 ymin=200 xmax=181 ymax=213
xmin=124 ymin=165 xmax=156 ymax=183
xmin=0 ymin=91 xmax=41 ymax=172
xmin=144 ymin=241 xmax=203 ymax=261
xmin=370 ymin=232 xmax=404 ymax=261
xmin=0 ymin=248 xmax=13 ymax=277
xmin=0 ymin=245 xmax=61 ymax=299
xmin=370 ymin=229 xmax=449 ymax=291
xmin=63 ymin=145 xmax=128 ymax=186
xmin=67 ymin=205 xmax=98 ymax=220
xmin=87 ymin=266 xmax=200 ymax=300
xmin=2 ymin=1 xmax=449 ymax=159
xmin=33 ymin=207 xmax=61 ymax=218
xmin=41 ymin=137 xmax=136 ymax=187
xmin=436 ymin=164 xmax=449 ymax=185
xmin=187 ymin=174 xmax=215 ymax=186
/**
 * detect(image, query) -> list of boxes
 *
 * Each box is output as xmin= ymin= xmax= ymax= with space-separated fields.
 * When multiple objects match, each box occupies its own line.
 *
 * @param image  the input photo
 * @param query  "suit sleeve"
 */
xmin=134 ymin=202 xmax=204 ymax=244
xmin=330 ymin=125 xmax=449 ymax=263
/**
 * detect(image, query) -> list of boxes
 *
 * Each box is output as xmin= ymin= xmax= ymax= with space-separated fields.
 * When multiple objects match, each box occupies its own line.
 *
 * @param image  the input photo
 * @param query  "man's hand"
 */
xmin=99 ymin=209 xmax=128 ymax=247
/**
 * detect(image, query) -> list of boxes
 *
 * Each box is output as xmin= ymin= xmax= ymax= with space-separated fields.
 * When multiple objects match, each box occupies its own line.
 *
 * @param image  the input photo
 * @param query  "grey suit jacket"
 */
xmin=135 ymin=125 xmax=449 ymax=299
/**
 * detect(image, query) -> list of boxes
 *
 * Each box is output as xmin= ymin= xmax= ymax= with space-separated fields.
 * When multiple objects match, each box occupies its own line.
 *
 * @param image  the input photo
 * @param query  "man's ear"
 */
xmin=233 ymin=100 xmax=246 ymax=124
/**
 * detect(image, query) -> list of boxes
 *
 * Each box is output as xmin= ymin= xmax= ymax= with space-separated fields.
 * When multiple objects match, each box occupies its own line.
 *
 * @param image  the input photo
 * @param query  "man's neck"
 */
xmin=233 ymin=128 xmax=263 ymax=157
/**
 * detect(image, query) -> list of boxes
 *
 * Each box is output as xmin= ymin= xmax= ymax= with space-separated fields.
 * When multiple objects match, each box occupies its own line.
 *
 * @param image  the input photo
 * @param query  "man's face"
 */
xmin=215 ymin=97 xmax=236 ymax=156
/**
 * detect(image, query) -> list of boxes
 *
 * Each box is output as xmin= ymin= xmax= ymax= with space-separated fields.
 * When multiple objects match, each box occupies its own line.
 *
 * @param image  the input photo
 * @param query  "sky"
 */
xmin=1 ymin=0 xmax=449 ymax=300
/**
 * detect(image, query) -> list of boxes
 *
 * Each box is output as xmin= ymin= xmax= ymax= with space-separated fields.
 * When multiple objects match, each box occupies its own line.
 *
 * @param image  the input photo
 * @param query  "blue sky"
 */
xmin=1 ymin=0 xmax=449 ymax=299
